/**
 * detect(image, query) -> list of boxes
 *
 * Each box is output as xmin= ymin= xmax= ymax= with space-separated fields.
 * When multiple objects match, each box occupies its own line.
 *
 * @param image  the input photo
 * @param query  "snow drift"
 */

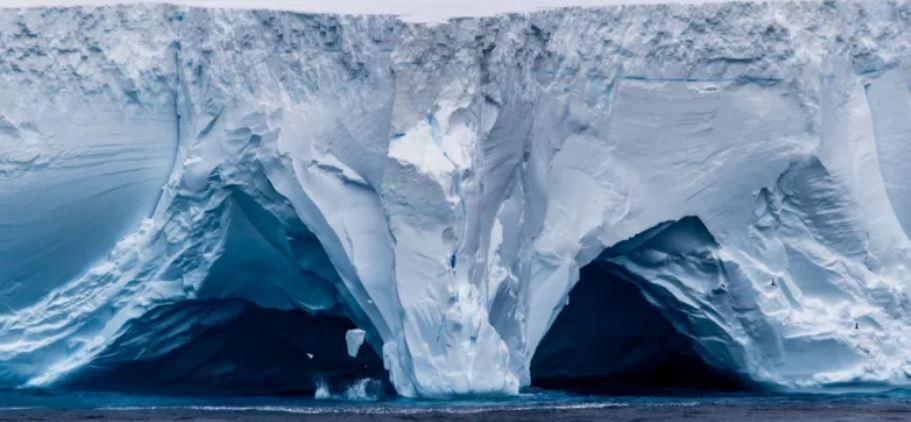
xmin=3 ymin=0 xmax=911 ymax=397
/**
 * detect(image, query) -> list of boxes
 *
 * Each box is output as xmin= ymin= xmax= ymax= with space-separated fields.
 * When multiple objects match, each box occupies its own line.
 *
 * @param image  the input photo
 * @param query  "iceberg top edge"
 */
xmin=0 ymin=0 xmax=833 ymax=23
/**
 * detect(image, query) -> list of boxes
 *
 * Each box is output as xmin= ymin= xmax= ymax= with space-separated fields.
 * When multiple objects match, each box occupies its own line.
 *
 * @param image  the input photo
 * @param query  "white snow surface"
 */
xmin=0 ymin=0 xmax=768 ymax=22
xmin=2 ymin=0 xmax=911 ymax=398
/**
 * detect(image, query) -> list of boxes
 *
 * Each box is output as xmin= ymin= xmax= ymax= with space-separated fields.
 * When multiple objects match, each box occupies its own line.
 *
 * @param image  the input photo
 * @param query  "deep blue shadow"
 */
xmin=63 ymin=299 xmax=388 ymax=396
xmin=531 ymin=259 xmax=744 ymax=394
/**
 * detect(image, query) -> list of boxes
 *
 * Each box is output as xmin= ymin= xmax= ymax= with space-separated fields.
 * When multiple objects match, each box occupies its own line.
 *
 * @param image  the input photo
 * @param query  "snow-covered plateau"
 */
xmin=2 ymin=0 xmax=911 ymax=398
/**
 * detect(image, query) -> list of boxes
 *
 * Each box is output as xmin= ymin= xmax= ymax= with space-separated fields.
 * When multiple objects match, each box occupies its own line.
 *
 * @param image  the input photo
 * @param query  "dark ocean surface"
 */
xmin=1 ymin=388 xmax=910 ymax=421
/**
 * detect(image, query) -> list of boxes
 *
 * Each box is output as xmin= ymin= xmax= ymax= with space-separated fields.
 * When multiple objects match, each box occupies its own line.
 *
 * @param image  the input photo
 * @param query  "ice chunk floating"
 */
xmin=3 ymin=0 xmax=911 ymax=398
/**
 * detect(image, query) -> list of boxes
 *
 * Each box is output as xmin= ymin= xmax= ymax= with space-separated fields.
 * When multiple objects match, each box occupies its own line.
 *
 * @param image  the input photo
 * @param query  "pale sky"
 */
xmin=0 ymin=0 xmax=742 ymax=22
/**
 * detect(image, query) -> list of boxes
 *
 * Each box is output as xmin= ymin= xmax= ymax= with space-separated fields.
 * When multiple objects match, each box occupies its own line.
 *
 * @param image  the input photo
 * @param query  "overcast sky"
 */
xmin=0 ymin=0 xmax=737 ymax=22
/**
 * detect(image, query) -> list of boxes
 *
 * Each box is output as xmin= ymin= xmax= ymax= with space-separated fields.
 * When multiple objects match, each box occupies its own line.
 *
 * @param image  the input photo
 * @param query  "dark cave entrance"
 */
xmin=64 ymin=299 xmax=389 ymax=396
xmin=63 ymin=189 xmax=390 ymax=396
xmin=530 ymin=218 xmax=745 ymax=394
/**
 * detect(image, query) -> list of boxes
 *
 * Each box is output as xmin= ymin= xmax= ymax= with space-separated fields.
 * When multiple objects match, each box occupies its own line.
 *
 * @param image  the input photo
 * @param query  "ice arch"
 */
xmin=530 ymin=216 xmax=801 ymax=394
xmin=531 ymin=224 xmax=745 ymax=392
xmin=0 ymin=165 xmax=385 ymax=390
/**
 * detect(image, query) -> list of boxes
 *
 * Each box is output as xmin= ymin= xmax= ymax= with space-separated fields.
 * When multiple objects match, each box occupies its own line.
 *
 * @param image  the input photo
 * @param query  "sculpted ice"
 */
xmin=2 ymin=0 xmax=911 ymax=397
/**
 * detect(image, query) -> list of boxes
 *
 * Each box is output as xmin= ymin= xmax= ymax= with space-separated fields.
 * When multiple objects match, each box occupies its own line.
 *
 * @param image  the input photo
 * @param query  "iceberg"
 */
xmin=2 ymin=0 xmax=911 ymax=398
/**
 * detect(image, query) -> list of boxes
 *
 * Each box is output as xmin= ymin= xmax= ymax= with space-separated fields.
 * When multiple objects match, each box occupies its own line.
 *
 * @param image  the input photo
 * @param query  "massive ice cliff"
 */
xmin=3 ymin=0 xmax=911 ymax=397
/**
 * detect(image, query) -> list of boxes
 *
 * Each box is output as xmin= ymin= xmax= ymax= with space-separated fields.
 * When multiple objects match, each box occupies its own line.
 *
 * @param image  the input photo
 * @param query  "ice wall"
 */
xmin=3 ymin=0 xmax=911 ymax=397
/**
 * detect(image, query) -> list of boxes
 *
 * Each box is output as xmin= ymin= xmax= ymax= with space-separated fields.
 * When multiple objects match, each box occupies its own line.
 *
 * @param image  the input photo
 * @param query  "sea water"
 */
xmin=1 ymin=388 xmax=911 ymax=420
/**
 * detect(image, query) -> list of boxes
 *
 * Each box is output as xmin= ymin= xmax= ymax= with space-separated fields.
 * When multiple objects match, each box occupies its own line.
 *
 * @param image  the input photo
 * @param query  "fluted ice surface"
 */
xmin=3 ymin=0 xmax=911 ymax=397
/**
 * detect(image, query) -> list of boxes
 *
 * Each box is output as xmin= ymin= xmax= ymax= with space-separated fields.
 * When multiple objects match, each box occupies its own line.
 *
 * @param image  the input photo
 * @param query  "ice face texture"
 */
xmin=3 ymin=0 xmax=911 ymax=397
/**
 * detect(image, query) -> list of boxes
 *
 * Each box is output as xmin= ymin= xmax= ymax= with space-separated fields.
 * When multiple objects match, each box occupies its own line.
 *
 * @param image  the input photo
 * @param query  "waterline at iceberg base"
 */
xmin=3 ymin=0 xmax=911 ymax=399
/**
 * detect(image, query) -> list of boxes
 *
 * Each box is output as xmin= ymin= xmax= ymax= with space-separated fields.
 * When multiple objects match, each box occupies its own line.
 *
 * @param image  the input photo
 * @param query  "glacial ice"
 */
xmin=3 ymin=0 xmax=911 ymax=398
xmin=346 ymin=329 xmax=366 ymax=358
